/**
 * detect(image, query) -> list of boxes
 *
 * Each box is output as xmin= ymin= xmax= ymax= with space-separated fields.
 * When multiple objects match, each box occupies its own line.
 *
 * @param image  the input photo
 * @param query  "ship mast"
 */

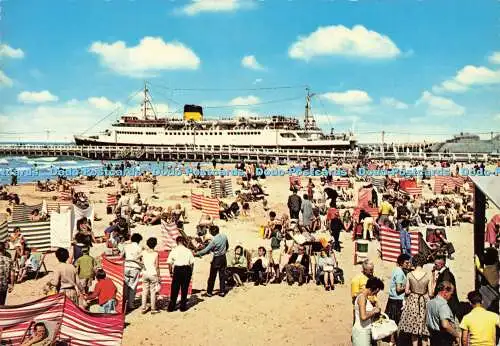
xmin=141 ymin=82 xmax=156 ymax=120
xmin=304 ymin=87 xmax=317 ymax=131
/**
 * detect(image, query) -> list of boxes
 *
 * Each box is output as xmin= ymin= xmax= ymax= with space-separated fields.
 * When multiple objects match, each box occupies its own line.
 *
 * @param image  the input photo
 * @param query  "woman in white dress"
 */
xmin=352 ymin=277 xmax=385 ymax=346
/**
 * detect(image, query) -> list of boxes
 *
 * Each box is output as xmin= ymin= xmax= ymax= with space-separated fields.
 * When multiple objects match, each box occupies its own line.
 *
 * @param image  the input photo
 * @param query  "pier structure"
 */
xmin=0 ymin=144 xmax=498 ymax=163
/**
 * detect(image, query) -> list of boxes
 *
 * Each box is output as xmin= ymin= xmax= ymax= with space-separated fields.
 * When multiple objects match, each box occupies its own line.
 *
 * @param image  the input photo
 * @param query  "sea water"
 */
xmin=0 ymin=156 xmax=213 ymax=185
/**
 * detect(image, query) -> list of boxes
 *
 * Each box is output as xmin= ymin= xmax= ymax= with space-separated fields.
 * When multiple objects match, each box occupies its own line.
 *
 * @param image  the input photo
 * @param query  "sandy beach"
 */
xmin=0 ymin=169 xmax=489 ymax=346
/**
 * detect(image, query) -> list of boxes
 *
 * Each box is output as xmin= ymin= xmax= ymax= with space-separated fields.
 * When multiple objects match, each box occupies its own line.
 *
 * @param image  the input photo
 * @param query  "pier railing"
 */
xmin=0 ymin=144 xmax=498 ymax=163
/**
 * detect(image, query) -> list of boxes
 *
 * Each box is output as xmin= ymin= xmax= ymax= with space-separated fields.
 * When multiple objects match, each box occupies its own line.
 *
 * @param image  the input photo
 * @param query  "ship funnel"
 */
xmin=184 ymin=104 xmax=203 ymax=121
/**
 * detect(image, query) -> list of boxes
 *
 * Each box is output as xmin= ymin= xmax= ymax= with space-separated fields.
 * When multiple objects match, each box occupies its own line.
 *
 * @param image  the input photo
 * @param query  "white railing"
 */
xmin=0 ymin=144 xmax=498 ymax=161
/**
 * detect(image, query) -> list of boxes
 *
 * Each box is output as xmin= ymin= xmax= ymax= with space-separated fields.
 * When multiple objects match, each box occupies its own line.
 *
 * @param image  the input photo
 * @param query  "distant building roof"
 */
xmin=469 ymin=176 xmax=500 ymax=209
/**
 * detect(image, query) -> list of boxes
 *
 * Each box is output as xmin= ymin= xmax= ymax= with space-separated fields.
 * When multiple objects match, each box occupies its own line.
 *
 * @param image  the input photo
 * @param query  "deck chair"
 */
xmin=20 ymin=320 xmax=61 ymax=346
xmin=425 ymin=227 xmax=455 ymax=257
xmin=418 ymin=233 xmax=440 ymax=263
xmin=29 ymin=251 xmax=48 ymax=280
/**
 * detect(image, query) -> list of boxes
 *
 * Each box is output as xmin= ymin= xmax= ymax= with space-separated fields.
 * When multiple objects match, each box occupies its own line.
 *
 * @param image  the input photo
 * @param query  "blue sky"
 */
xmin=1 ymin=0 xmax=499 ymax=143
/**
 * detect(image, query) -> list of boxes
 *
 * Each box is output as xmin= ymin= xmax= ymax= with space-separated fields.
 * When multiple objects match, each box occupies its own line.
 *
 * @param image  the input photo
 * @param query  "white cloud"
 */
xmin=417 ymin=91 xmax=465 ymax=116
xmin=241 ymin=55 xmax=265 ymax=70
xmin=488 ymin=52 xmax=500 ymax=64
xmin=228 ymin=95 xmax=260 ymax=106
xmin=233 ymin=109 xmax=259 ymax=118
xmin=321 ymin=90 xmax=372 ymax=106
xmin=87 ymin=97 xmax=121 ymax=110
xmin=253 ymin=78 xmax=263 ymax=85
xmin=0 ymin=70 xmax=13 ymax=87
xmin=0 ymin=44 xmax=24 ymax=59
xmin=89 ymin=37 xmax=201 ymax=77
xmin=0 ymin=96 xmax=141 ymax=142
xmin=179 ymin=0 xmax=254 ymax=16
xmin=380 ymin=97 xmax=409 ymax=110
xmin=433 ymin=65 xmax=500 ymax=93
xmin=288 ymin=25 xmax=401 ymax=61
xmin=314 ymin=113 xmax=359 ymax=126
xmin=17 ymin=90 xmax=59 ymax=104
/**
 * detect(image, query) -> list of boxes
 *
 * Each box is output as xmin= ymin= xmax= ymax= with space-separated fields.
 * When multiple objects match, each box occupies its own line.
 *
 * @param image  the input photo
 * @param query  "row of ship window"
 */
xmin=116 ymin=131 xmax=264 ymax=136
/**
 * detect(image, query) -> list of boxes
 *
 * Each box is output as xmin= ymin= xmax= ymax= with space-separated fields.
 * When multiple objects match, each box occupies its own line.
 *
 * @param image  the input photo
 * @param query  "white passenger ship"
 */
xmin=74 ymin=86 xmax=357 ymax=150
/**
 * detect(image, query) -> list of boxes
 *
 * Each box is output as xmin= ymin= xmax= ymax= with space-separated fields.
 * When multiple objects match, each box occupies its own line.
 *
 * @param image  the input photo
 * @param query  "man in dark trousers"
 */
xmin=433 ymin=255 xmax=461 ymax=320
xmin=167 ymin=236 xmax=195 ymax=312
xmin=195 ymin=225 xmax=229 ymax=297
xmin=287 ymin=188 xmax=302 ymax=220
xmin=284 ymin=245 xmax=310 ymax=285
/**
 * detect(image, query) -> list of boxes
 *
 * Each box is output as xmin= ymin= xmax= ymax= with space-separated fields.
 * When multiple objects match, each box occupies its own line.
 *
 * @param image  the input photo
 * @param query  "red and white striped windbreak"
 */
xmin=59 ymin=191 xmax=73 ymax=201
xmin=100 ymin=256 xmax=125 ymax=314
xmin=136 ymin=251 xmax=193 ymax=297
xmin=202 ymin=196 xmax=219 ymax=219
xmin=103 ymin=252 xmax=192 ymax=303
xmin=161 ymin=220 xmax=181 ymax=251
xmin=357 ymin=187 xmax=372 ymax=209
xmin=190 ymin=191 xmax=203 ymax=210
xmin=0 ymin=294 xmax=123 ymax=345
xmin=107 ymin=194 xmax=117 ymax=206
xmin=433 ymin=176 xmax=460 ymax=194
xmin=329 ymin=179 xmax=350 ymax=189
xmin=379 ymin=227 xmax=420 ymax=263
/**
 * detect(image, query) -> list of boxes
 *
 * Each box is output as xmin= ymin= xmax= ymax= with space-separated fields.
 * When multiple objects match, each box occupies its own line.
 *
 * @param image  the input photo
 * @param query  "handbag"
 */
xmin=371 ymin=313 xmax=398 ymax=340
xmin=323 ymin=265 xmax=334 ymax=272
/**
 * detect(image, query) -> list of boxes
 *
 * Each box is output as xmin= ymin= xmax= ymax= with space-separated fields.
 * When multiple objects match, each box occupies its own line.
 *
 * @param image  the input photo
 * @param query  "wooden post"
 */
xmin=473 ymin=184 xmax=486 ymax=290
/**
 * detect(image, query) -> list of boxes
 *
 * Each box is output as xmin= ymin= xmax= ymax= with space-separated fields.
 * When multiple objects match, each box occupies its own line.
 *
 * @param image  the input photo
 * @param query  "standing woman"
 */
xmin=45 ymin=248 xmax=83 ymax=305
xmin=352 ymin=277 xmax=384 ymax=346
xmin=141 ymin=237 xmax=159 ymax=314
xmin=122 ymin=233 xmax=143 ymax=312
xmin=399 ymin=253 xmax=432 ymax=346
xmin=307 ymin=178 xmax=315 ymax=201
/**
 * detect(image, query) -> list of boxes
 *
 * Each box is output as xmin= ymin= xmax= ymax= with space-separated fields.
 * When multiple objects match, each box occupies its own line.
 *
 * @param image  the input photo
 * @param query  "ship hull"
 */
xmin=74 ymin=136 xmax=356 ymax=150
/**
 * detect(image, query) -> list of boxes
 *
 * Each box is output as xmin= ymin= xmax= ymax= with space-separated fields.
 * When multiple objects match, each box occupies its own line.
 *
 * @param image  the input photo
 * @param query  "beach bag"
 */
xmin=371 ymin=313 xmax=398 ymax=340
xmin=333 ymin=267 xmax=344 ymax=284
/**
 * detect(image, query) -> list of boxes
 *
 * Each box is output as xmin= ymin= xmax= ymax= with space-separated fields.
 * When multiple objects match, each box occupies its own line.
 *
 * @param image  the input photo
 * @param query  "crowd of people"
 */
xmin=0 ymin=158 xmax=499 ymax=346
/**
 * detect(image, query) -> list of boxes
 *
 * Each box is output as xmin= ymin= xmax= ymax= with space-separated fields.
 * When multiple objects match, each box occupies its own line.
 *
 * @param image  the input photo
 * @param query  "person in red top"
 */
xmin=85 ymin=269 xmax=117 ymax=313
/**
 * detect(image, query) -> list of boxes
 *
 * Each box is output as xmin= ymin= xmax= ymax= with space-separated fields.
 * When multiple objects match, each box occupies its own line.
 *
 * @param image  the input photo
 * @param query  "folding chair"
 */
xmin=31 ymin=251 xmax=49 ymax=280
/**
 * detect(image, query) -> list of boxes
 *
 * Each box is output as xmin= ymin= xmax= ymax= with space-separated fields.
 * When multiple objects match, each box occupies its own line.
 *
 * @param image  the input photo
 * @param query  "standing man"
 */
xmin=287 ymin=189 xmax=302 ymax=220
xmin=301 ymin=194 xmax=313 ymax=228
xmin=426 ymin=281 xmax=461 ymax=346
xmin=432 ymin=255 xmax=461 ymax=319
xmin=195 ymin=225 xmax=229 ymax=297
xmin=460 ymin=290 xmax=499 ymax=346
xmin=167 ymin=236 xmax=195 ymax=312
xmin=0 ymin=243 xmax=14 ymax=305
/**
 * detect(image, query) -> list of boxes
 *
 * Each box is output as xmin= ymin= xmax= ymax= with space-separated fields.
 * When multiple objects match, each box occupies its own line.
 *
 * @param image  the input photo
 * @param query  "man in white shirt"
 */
xmin=122 ymin=233 xmax=143 ymax=311
xmin=167 ymin=236 xmax=195 ymax=312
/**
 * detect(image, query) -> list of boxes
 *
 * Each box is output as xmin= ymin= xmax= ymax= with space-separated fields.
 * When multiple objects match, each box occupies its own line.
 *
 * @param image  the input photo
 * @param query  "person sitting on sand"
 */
xmin=226 ymin=245 xmax=248 ymax=286
xmin=21 ymin=322 xmax=51 ymax=346
xmin=264 ymin=211 xmax=278 ymax=239
xmin=250 ymin=247 xmax=269 ymax=286
xmin=84 ymin=269 xmax=117 ymax=314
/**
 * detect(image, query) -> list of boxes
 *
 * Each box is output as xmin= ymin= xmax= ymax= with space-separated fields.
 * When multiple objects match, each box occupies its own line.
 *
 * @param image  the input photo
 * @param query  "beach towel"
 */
xmin=50 ymin=209 xmax=72 ymax=249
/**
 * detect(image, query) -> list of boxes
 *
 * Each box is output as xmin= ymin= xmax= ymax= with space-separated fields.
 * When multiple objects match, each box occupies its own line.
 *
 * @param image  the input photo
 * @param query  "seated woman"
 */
xmin=427 ymin=228 xmax=454 ymax=258
xmin=226 ymin=245 xmax=248 ymax=286
xmin=172 ymin=203 xmax=187 ymax=222
xmin=197 ymin=214 xmax=213 ymax=238
xmin=219 ymin=201 xmax=231 ymax=221
xmin=21 ymin=322 xmax=51 ymax=346
xmin=17 ymin=248 xmax=41 ymax=283
xmin=29 ymin=209 xmax=42 ymax=222
xmin=250 ymin=247 xmax=269 ymax=286
xmin=316 ymin=248 xmax=336 ymax=291
xmin=264 ymin=211 xmax=278 ymax=239
xmin=9 ymin=227 xmax=25 ymax=259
